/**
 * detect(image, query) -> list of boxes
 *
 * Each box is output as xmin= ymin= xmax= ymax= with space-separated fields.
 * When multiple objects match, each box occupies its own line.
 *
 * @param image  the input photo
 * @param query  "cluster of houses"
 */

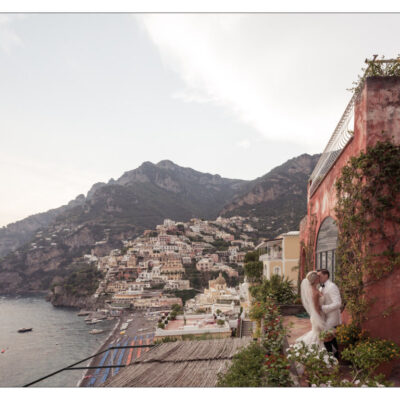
xmin=87 ymin=216 xmax=258 ymax=314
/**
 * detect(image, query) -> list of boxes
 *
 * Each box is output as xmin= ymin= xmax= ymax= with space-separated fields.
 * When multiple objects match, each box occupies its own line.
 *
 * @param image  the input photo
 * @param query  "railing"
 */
xmin=308 ymin=55 xmax=384 ymax=198
xmin=23 ymin=344 xmax=155 ymax=387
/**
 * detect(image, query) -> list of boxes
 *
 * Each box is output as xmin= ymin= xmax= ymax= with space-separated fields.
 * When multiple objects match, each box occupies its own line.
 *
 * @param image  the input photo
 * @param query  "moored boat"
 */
xmin=77 ymin=310 xmax=90 ymax=316
xmin=89 ymin=329 xmax=104 ymax=334
xmin=18 ymin=328 xmax=33 ymax=333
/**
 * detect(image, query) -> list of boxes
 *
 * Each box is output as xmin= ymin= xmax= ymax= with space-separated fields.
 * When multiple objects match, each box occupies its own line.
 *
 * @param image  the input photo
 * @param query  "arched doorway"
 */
xmin=315 ymin=217 xmax=338 ymax=281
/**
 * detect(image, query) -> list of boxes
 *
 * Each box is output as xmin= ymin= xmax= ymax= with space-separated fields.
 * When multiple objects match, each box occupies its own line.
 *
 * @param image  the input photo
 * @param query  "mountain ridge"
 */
xmin=0 ymin=154 xmax=320 ymax=294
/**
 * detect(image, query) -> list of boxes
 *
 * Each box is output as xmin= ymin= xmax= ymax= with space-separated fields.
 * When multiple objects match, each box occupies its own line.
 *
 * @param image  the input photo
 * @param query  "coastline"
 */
xmin=77 ymin=317 xmax=122 ymax=387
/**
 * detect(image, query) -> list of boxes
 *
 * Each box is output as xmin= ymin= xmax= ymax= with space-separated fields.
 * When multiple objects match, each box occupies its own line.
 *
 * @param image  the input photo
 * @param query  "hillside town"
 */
xmin=75 ymin=217 xmax=253 ymax=336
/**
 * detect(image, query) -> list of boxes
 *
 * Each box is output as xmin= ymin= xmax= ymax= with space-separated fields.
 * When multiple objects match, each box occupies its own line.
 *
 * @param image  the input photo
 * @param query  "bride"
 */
xmin=295 ymin=270 xmax=327 ymax=351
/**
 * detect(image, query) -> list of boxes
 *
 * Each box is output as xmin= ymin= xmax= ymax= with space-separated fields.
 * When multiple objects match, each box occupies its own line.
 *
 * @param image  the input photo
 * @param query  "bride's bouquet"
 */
xmin=319 ymin=329 xmax=336 ymax=343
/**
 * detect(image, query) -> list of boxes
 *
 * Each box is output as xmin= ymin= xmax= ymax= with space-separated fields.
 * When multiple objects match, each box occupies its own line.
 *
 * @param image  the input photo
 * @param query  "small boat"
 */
xmin=18 ymin=328 xmax=33 ymax=333
xmin=86 ymin=319 xmax=101 ymax=325
xmin=89 ymin=329 xmax=104 ymax=334
xmin=77 ymin=310 xmax=90 ymax=316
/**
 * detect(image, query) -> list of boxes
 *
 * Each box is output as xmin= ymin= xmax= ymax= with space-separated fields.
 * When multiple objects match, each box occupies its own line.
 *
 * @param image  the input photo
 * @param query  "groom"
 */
xmin=317 ymin=269 xmax=342 ymax=359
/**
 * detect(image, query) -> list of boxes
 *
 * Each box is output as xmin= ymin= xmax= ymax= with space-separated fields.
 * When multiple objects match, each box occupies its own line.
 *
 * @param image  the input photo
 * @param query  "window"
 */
xmin=316 ymin=217 xmax=338 ymax=281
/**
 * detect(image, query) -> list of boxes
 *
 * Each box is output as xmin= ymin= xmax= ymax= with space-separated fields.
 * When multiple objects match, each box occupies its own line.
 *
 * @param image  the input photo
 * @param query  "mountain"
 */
xmin=0 ymin=195 xmax=85 ymax=259
xmin=0 ymin=160 xmax=246 ymax=294
xmin=0 ymin=155 xmax=320 ymax=295
xmin=220 ymin=153 xmax=320 ymax=239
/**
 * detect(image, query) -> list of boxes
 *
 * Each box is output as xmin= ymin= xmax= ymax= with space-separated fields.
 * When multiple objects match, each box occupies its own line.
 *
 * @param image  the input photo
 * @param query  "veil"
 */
xmin=300 ymin=278 xmax=326 ymax=332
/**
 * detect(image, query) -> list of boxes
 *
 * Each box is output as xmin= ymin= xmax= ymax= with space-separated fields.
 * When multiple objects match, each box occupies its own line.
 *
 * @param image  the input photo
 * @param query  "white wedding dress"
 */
xmin=290 ymin=279 xmax=334 ymax=375
xmin=295 ymin=287 xmax=326 ymax=351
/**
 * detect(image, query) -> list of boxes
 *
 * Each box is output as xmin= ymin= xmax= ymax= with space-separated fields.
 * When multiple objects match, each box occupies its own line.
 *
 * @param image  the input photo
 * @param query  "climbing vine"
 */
xmin=299 ymin=214 xmax=317 ymax=278
xmin=334 ymin=139 xmax=400 ymax=327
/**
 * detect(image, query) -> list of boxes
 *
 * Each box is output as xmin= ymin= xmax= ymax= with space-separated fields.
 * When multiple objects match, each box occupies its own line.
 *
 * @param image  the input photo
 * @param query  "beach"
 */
xmin=79 ymin=310 xmax=156 ymax=387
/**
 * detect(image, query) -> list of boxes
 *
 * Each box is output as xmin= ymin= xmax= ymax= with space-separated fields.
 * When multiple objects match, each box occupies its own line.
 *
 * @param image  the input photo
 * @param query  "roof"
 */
xmin=102 ymin=337 xmax=252 ymax=387
xmin=214 ymin=272 xmax=226 ymax=285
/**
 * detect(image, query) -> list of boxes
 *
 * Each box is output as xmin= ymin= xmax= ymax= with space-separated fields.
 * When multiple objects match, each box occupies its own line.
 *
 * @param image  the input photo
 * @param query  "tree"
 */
xmin=244 ymin=261 xmax=263 ymax=283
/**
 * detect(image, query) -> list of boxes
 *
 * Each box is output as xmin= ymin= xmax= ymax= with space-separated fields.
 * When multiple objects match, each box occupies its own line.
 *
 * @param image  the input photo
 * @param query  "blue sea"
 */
xmin=0 ymin=295 xmax=114 ymax=387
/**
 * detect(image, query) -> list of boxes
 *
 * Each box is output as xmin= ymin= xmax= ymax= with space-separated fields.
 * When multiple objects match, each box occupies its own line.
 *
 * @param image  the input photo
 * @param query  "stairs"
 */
xmin=240 ymin=319 xmax=254 ymax=337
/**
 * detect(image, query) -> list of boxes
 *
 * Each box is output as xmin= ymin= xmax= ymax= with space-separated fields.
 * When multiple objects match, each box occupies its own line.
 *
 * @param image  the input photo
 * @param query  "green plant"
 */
xmin=335 ymin=323 xmax=368 ymax=347
xmin=217 ymin=319 xmax=225 ymax=326
xmin=157 ymin=322 xmax=165 ymax=329
xmin=286 ymin=342 xmax=339 ymax=386
xmin=171 ymin=303 xmax=183 ymax=313
xmin=342 ymin=338 xmax=400 ymax=381
xmin=349 ymin=55 xmax=400 ymax=95
xmin=217 ymin=342 xmax=267 ymax=387
xmin=244 ymin=261 xmax=263 ymax=283
xmin=319 ymin=329 xmax=336 ymax=342
xmin=249 ymin=275 xmax=296 ymax=304
xmin=335 ymin=140 xmax=400 ymax=326
xmin=262 ymin=354 xmax=293 ymax=387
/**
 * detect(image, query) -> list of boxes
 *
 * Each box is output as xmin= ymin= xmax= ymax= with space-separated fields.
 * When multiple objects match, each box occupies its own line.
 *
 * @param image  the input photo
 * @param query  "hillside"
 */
xmin=220 ymin=153 xmax=320 ymax=239
xmin=0 ymin=155 xmax=320 ymax=295
xmin=0 ymin=161 xmax=246 ymax=294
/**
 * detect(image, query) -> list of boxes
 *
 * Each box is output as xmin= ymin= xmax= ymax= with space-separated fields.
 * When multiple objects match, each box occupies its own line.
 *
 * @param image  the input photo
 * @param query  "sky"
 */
xmin=1 ymin=13 xmax=400 ymax=227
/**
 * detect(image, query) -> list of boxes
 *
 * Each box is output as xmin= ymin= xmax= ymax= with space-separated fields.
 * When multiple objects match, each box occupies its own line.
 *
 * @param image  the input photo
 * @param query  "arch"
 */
xmin=315 ymin=216 xmax=338 ymax=281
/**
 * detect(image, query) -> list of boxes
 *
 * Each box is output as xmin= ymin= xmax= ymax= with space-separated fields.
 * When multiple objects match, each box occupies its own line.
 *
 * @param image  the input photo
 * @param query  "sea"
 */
xmin=0 ymin=295 xmax=115 ymax=387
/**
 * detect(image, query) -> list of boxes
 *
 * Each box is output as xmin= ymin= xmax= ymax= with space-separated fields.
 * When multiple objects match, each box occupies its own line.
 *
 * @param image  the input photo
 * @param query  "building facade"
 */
xmin=299 ymin=75 xmax=400 ymax=344
xmin=259 ymin=231 xmax=300 ymax=285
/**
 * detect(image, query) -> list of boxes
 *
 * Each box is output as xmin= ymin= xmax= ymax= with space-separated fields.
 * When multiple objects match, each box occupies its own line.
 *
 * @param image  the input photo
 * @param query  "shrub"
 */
xmin=262 ymin=353 xmax=293 ymax=387
xmin=342 ymin=338 xmax=400 ymax=379
xmin=286 ymin=342 xmax=339 ymax=386
xmin=217 ymin=319 xmax=225 ymax=326
xmin=157 ymin=322 xmax=165 ymax=329
xmin=250 ymin=275 xmax=296 ymax=304
xmin=217 ymin=342 xmax=266 ymax=387
xmin=336 ymin=323 xmax=368 ymax=347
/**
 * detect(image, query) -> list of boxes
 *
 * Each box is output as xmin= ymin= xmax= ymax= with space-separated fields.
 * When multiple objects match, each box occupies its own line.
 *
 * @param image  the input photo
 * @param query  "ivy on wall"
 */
xmin=299 ymin=214 xmax=317 ymax=278
xmin=334 ymin=139 xmax=400 ymax=327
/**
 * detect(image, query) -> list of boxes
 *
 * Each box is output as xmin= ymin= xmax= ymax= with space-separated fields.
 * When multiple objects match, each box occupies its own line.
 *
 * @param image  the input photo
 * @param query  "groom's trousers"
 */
xmin=324 ymin=326 xmax=339 ymax=359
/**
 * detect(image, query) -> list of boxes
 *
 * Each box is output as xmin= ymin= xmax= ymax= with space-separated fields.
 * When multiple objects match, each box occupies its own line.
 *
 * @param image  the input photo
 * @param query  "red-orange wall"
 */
xmin=299 ymin=76 xmax=400 ymax=343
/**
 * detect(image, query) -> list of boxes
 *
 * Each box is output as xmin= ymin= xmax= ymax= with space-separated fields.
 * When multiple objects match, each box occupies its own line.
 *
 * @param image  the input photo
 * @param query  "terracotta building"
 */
xmin=299 ymin=74 xmax=400 ymax=343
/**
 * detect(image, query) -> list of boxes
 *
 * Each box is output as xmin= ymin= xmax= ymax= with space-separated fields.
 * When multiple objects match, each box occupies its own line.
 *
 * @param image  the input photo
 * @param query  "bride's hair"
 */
xmin=306 ymin=271 xmax=319 ymax=284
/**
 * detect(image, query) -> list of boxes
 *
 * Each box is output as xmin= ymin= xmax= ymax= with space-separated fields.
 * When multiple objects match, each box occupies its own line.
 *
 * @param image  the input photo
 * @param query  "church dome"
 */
xmin=215 ymin=272 xmax=226 ymax=285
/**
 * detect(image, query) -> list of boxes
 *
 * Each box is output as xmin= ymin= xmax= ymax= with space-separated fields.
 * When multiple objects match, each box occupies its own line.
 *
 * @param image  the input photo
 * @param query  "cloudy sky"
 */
xmin=1 ymin=13 xmax=400 ymax=227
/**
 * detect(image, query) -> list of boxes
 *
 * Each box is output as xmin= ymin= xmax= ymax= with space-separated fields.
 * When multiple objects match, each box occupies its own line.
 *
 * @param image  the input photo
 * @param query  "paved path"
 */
xmin=282 ymin=316 xmax=311 ymax=345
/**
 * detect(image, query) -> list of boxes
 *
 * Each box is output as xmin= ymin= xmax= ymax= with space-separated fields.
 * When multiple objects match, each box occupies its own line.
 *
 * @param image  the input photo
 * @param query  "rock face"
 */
xmin=47 ymin=290 xmax=100 ymax=309
xmin=221 ymin=154 xmax=321 ymax=239
xmin=0 ymin=155 xmax=319 ymax=296
xmin=0 ymin=160 xmax=246 ymax=295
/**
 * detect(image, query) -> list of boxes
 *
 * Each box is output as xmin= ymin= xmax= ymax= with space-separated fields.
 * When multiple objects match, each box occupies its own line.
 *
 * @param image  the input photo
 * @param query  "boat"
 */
xmin=86 ymin=319 xmax=103 ymax=325
xmin=89 ymin=329 xmax=104 ymax=334
xmin=77 ymin=310 xmax=90 ymax=316
xmin=18 ymin=328 xmax=33 ymax=333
